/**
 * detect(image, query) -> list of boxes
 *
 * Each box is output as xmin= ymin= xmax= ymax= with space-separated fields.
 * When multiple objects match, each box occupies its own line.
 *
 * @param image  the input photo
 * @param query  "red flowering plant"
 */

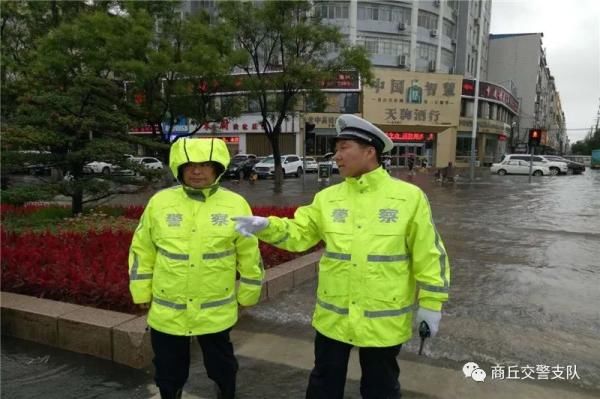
xmin=1 ymin=204 xmax=320 ymax=313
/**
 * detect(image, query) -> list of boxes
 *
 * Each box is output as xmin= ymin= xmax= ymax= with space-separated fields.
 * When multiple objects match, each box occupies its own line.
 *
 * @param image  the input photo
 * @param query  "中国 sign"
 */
xmin=363 ymin=68 xmax=462 ymax=127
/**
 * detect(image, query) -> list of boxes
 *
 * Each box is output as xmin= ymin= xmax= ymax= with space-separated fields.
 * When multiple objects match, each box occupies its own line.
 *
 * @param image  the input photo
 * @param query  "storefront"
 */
xmin=458 ymin=79 xmax=518 ymax=166
xmin=191 ymin=113 xmax=300 ymax=156
xmin=386 ymin=132 xmax=435 ymax=167
xmin=457 ymin=119 xmax=510 ymax=166
xmin=362 ymin=68 xmax=462 ymax=168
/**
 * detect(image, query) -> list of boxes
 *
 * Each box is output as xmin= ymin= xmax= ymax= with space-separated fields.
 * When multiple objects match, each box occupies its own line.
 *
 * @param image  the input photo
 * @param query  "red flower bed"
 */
xmin=1 ymin=228 xmax=136 ymax=313
xmin=1 ymin=204 xmax=317 ymax=313
xmin=1 ymin=203 xmax=68 ymax=219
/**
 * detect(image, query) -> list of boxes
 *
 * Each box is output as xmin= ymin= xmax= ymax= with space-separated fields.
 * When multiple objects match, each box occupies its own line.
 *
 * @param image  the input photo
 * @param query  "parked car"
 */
xmin=301 ymin=157 xmax=319 ymax=173
xmin=501 ymin=154 xmax=567 ymax=176
xmin=321 ymin=152 xmax=339 ymax=174
xmin=84 ymin=161 xmax=118 ymax=175
xmin=224 ymin=154 xmax=258 ymax=179
xmin=130 ymin=156 xmax=164 ymax=170
xmin=543 ymin=155 xmax=585 ymax=174
xmin=253 ymin=154 xmax=304 ymax=178
xmin=490 ymin=159 xmax=550 ymax=176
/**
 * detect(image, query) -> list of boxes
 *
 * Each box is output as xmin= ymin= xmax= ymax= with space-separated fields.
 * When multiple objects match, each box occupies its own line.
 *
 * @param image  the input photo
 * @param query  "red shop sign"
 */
xmin=386 ymin=132 xmax=435 ymax=142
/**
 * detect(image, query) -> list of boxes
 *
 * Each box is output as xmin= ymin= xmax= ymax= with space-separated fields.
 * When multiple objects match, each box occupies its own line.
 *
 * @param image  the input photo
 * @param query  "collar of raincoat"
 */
xmin=181 ymin=182 xmax=219 ymax=202
xmin=345 ymin=166 xmax=388 ymax=192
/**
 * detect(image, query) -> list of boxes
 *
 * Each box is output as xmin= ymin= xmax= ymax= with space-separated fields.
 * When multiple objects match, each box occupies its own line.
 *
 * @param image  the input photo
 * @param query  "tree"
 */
xmin=1 ymin=1 xmax=240 ymax=212
xmin=2 ymin=8 xmax=150 ymax=214
xmin=570 ymin=128 xmax=600 ymax=155
xmin=218 ymin=0 xmax=372 ymax=190
xmin=119 ymin=3 xmax=243 ymax=145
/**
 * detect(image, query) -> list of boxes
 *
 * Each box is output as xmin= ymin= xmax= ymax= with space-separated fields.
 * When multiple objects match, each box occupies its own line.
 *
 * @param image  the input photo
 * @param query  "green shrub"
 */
xmin=0 ymin=185 xmax=56 ymax=205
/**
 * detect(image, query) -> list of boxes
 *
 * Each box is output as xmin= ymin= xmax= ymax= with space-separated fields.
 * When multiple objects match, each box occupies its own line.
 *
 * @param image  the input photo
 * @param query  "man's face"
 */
xmin=182 ymin=162 xmax=217 ymax=189
xmin=334 ymin=139 xmax=376 ymax=178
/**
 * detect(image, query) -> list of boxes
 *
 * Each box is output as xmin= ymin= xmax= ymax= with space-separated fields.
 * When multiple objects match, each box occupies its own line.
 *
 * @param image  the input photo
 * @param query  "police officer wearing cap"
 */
xmin=233 ymin=115 xmax=450 ymax=399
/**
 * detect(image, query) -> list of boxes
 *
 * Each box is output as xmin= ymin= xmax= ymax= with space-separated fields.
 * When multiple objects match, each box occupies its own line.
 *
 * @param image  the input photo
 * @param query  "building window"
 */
xmin=319 ymin=3 xmax=349 ymax=19
xmin=417 ymin=42 xmax=436 ymax=61
xmin=418 ymin=10 xmax=438 ymax=30
xmin=357 ymin=36 xmax=410 ymax=56
xmin=391 ymin=6 xmax=411 ymax=24
xmin=441 ymin=49 xmax=454 ymax=66
xmin=456 ymin=135 xmax=475 ymax=157
xmin=443 ymin=19 xmax=456 ymax=38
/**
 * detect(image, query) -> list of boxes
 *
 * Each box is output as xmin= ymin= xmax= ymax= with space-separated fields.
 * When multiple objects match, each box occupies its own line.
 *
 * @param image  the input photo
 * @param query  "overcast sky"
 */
xmin=490 ymin=0 xmax=600 ymax=143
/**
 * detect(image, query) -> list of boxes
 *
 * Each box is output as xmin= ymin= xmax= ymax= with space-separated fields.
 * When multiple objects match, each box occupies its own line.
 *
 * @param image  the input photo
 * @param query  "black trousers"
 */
xmin=306 ymin=331 xmax=402 ymax=399
xmin=150 ymin=328 xmax=238 ymax=399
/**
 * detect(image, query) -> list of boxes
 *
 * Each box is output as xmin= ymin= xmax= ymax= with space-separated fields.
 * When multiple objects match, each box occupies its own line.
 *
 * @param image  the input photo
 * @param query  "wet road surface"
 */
xmin=2 ymin=168 xmax=599 ymax=396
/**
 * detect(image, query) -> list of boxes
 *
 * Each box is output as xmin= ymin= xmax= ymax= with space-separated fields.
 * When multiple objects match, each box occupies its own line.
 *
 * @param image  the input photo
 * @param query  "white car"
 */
xmin=301 ymin=157 xmax=318 ymax=173
xmin=501 ymin=154 xmax=567 ymax=176
xmin=490 ymin=160 xmax=550 ymax=176
xmin=320 ymin=152 xmax=339 ymax=174
xmin=130 ymin=157 xmax=164 ymax=170
xmin=253 ymin=154 xmax=304 ymax=178
xmin=84 ymin=161 xmax=118 ymax=175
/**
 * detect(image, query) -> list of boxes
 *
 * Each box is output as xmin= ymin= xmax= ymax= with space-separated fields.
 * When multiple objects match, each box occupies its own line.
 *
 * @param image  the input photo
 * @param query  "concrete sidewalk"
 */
xmin=3 ymin=278 xmax=598 ymax=399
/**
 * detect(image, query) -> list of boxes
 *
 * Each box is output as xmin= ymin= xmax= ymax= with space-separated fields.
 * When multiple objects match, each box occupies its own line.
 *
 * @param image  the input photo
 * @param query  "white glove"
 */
xmin=232 ymin=216 xmax=269 ymax=237
xmin=415 ymin=307 xmax=442 ymax=337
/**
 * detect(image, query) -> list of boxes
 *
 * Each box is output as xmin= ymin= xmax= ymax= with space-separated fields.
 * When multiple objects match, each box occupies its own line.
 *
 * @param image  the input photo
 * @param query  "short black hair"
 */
xmin=353 ymin=140 xmax=383 ymax=164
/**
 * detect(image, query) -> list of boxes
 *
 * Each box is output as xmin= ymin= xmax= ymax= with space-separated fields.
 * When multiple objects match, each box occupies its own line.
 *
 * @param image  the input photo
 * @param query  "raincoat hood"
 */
xmin=169 ymin=138 xmax=231 ymax=184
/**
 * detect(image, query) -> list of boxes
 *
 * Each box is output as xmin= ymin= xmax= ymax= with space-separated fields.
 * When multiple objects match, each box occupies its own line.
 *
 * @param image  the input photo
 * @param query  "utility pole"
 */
xmin=469 ymin=1 xmax=484 ymax=181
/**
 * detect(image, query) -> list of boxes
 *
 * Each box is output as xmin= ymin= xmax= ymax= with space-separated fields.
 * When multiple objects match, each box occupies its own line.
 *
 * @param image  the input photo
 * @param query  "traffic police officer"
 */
xmin=129 ymin=138 xmax=264 ymax=399
xmin=234 ymin=115 xmax=450 ymax=399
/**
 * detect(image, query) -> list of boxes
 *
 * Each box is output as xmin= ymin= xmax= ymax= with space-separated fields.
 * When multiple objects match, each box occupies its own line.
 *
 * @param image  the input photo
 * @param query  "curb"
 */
xmin=1 ymin=249 xmax=322 ymax=369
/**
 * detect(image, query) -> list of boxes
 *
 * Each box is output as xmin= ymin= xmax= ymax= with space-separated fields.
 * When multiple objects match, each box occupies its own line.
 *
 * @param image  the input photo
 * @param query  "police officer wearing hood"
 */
xmin=129 ymin=138 xmax=264 ymax=399
xmin=234 ymin=115 xmax=450 ymax=399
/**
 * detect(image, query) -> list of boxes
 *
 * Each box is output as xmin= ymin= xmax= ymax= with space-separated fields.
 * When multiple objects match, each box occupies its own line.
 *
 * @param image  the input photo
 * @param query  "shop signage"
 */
xmin=363 ymin=68 xmax=462 ymax=127
xmin=386 ymin=132 xmax=435 ymax=142
xmin=462 ymin=79 xmax=519 ymax=113
xmin=200 ymin=136 xmax=240 ymax=144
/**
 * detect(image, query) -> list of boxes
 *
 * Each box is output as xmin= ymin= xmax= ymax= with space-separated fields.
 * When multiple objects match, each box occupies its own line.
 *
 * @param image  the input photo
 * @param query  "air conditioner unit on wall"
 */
xmin=398 ymin=22 xmax=406 ymax=31
xmin=451 ymin=39 xmax=457 ymax=45
xmin=398 ymin=54 xmax=408 ymax=67
xmin=434 ymin=0 xmax=441 ymax=7
xmin=430 ymin=29 xmax=438 ymax=38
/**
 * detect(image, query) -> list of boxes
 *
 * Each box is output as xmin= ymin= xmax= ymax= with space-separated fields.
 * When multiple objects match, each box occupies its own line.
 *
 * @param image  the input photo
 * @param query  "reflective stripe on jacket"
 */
xmin=257 ymin=167 xmax=449 ymax=347
xmin=129 ymin=186 xmax=263 ymax=336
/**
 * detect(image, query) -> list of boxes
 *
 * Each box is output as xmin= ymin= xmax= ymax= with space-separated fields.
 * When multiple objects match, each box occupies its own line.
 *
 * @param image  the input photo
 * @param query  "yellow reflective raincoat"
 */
xmin=129 ymin=138 xmax=263 ymax=336
xmin=257 ymin=167 xmax=449 ymax=347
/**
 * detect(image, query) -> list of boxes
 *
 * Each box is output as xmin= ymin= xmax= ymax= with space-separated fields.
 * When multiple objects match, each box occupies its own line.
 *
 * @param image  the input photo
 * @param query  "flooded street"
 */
xmin=2 ymin=169 xmax=599 ymax=397
xmin=425 ymin=170 xmax=600 ymax=390
xmin=235 ymin=169 xmax=600 ymax=391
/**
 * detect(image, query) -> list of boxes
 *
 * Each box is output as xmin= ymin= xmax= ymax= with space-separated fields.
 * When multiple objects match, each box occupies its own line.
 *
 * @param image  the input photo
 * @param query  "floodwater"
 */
xmin=239 ymin=169 xmax=600 ymax=391
xmin=2 ymin=168 xmax=600 ymax=396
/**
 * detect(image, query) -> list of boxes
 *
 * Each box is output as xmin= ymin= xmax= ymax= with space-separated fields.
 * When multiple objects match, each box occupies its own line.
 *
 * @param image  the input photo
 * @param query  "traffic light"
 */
xmin=528 ymin=129 xmax=542 ymax=146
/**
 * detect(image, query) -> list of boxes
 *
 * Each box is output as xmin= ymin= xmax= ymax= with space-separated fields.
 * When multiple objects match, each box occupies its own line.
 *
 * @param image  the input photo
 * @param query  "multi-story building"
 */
xmin=487 ymin=33 xmax=566 ymax=154
xmin=177 ymin=0 xmax=520 ymax=166
xmin=315 ymin=0 xmax=506 ymax=167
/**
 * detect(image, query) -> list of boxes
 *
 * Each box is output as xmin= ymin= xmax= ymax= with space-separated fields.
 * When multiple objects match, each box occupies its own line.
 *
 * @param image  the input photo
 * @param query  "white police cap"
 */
xmin=335 ymin=114 xmax=394 ymax=153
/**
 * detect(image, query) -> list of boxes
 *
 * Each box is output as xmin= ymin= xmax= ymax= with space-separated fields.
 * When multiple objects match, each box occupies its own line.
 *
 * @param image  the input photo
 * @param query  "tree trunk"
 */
xmin=71 ymin=188 xmax=83 ymax=216
xmin=269 ymin=131 xmax=283 ymax=193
